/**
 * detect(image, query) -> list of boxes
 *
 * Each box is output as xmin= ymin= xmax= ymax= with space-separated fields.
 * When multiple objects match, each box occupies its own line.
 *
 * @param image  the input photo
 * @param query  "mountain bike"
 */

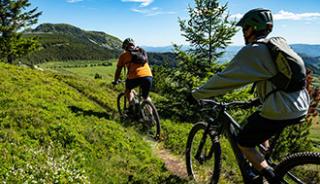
xmin=185 ymin=99 xmax=320 ymax=184
xmin=114 ymin=81 xmax=161 ymax=140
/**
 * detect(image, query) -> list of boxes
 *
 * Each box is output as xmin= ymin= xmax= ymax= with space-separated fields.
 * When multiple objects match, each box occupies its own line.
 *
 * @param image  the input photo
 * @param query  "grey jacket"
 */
xmin=192 ymin=41 xmax=310 ymax=120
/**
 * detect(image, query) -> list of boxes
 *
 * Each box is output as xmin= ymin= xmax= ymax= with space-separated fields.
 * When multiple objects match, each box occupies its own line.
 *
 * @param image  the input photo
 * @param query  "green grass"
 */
xmin=64 ymin=65 xmax=116 ymax=81
xmin=0 ymin=62 xmax=184 ymax=183
xmin=39 ymin=60 xmax=117 ymax=82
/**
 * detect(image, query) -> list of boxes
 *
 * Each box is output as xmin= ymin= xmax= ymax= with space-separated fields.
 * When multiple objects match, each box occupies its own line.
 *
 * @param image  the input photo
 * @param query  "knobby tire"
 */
xmin=140 ymin=100 xmax=161 ymax=140
xmin=275 ymin=152 xmax=320 ymax=184
xmin=185 ymin=122 xmax=221 ymax=184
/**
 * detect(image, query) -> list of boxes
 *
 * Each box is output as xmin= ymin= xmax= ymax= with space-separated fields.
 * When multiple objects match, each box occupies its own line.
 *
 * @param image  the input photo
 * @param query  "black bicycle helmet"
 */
xmin=236 ymin=8 xmax=273 ymax=32
xmin=122 ymin=38 xmax=135 ymax=50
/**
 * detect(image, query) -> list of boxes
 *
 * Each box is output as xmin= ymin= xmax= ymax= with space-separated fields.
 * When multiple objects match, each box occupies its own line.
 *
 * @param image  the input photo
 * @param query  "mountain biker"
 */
xmin=191 ymin=8 xmax=310 ymax=183
xmin=113 ymin=38 xmax=153 ymax=112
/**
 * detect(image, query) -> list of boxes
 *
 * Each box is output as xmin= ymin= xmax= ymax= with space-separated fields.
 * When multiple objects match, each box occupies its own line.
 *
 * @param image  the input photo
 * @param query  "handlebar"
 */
xmin=112 ymin=79 xmax=125 ymax=85
xmin=199 ymin=99 xmax=260 ymax=111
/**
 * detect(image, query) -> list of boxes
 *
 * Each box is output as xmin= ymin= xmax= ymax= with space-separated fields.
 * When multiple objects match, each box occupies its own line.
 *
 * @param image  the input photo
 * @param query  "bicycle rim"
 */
xmin=140 ymin=101 xmax=161 ymax=140
xmin=186 ymin=122 xmax=221 ymax=184
xmin=275 ymin=152 xmax=320 ymax=184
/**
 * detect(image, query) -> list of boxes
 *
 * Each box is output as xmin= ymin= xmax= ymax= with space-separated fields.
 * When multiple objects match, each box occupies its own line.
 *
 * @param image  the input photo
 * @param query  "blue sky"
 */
xmin=29 ymin=0 xmax=320 ymax=46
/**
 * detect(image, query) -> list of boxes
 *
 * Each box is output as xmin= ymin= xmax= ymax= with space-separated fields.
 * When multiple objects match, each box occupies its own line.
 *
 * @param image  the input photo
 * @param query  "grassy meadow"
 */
xmin=39 ymin=60 xmax=117 ymax=82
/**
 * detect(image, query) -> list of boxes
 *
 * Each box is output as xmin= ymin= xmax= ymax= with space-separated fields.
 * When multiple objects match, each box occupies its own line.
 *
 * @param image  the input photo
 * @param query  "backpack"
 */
xmin=128 ymin=47 xmax=148 ymax=65
xmin=257 ymin=37 xmax=306 ymax=93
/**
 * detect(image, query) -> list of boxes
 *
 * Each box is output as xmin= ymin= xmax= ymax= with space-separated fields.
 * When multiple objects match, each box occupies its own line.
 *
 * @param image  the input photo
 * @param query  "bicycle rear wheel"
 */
xmin=117 ymin=92 xmax=128 ymax=118
xmin=186 ymin=122 xmax=221 ymax=184
xmin=140 ymin=100 xmax=161 ymax=140
xmin=275 ymin=152 xmax=320 ymax=184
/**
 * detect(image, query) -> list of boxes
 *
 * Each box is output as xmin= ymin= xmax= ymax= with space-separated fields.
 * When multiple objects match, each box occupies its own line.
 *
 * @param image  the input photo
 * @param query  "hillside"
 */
xmin=0 ymin=62 xmax=185 ymax=183
xmin=22 ymin=23 xmax=122 ymax=64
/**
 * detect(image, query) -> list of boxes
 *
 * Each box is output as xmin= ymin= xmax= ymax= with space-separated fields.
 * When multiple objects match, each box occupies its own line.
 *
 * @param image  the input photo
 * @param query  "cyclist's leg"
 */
xmin=125 ymin=78 xmax=140 ymax=110
xmin=140 ymin=76 xmax=153 ymax=101
xmin=237 ymin=112 xmax=305 ymax=183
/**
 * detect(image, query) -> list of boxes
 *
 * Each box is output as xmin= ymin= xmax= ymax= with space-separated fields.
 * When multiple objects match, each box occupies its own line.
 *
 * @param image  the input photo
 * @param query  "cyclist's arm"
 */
xmin=192 ymin=44 xmax=276 ymax=100
xmin=114 ymin=66 xmax=122 ymax=82
xmin=113 ymin=53 xmax=128 ymax=82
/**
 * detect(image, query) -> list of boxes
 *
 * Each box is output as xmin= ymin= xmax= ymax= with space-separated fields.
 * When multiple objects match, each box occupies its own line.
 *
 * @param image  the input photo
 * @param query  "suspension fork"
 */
xmin=194 ymin=118 xmax=219 ymax=163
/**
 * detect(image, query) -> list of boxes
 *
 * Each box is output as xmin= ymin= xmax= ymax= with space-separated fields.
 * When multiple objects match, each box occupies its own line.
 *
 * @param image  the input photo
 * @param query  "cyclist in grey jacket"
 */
xmin=192 ymin=8 xmax=309 ymax=183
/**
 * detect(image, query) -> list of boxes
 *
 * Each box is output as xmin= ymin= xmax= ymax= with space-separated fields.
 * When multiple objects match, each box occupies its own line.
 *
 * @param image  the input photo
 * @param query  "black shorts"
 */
xmin=237 ymin=111 xmax=304 ymax=147
xmin=126 ymin=76 xmax=153 ymax=99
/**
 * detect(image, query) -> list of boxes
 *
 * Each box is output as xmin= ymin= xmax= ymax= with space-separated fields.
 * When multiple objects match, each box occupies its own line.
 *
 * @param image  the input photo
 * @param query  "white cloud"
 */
xmin=274 ymin=10 xmax=320 ymax=20
xmin=66 ymin=0 xmax=83 ymax=3
xmin=131 ymin=7 xmax=175 ymax=16
xmin=122 ymin=0 xmax=174 ymax=16
xmin=231 ymin=10 xmax=320 ymax=21
xmin=122 ymin=0 xmax=154 ymax=7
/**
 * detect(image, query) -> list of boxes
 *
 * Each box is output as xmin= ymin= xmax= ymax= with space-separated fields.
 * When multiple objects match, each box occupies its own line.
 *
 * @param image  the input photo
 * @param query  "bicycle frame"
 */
xmin=218 ymin=111 xmax=256 ymax=183
xmin=198 ymin=102 xmax=276 ymax=183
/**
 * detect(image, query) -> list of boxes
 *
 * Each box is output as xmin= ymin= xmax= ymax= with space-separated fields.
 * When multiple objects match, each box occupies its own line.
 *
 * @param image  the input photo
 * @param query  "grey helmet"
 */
xmin=236 ymin=8 xmax=273 ymax=32
xmin=122 ymin=38 xmax=135 ymax=50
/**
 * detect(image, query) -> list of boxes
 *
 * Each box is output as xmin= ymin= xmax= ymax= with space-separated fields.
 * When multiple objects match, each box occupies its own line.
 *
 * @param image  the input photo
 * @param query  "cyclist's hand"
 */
xmin=112 ymin=80 xmax=119 ymax=85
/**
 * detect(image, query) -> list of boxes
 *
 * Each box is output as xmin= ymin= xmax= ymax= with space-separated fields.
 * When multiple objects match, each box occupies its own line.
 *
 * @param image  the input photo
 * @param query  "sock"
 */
xmin=260 ymin=166 xmax=281 ymax=184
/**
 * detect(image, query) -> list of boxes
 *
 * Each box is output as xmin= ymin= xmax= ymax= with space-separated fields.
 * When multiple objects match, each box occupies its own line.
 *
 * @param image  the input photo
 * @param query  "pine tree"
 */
xmin=178 ymin=0 xmax=237 ymax=78
xmin=0 ymin=0 xmax=41 ymax=63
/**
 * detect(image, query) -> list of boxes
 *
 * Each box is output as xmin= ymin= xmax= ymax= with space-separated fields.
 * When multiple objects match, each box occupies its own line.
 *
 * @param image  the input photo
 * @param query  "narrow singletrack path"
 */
xmin=146 ymin=138 xmax=188 ymax=179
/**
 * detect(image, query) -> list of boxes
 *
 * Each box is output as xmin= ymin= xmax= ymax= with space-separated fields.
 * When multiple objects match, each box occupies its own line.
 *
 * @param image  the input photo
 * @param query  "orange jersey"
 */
xmin=117 ymin=51 xmax=152 ymax=80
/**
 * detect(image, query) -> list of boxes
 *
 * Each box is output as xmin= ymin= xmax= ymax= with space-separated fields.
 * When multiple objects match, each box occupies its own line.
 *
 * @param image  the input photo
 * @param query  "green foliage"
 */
xmin=153 ymin=48 xmax=227 ymax=121
xmin=0 ymin=0 xmax=41 ymax=63
xmin=272 ymin=123 xmax=314 ymax=160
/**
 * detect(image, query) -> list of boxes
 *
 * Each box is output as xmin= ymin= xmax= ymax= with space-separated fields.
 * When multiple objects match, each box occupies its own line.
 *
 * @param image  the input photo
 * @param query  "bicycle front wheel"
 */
xmin=275 ymin=152 xmax=320 ymax=184
xmin=140 ymin=100 xmax=161 ymax=140
xmin=186 ymin=122 xmax=221 ymax=184
xmin=117 ymin=92 xmax=128 ymax=118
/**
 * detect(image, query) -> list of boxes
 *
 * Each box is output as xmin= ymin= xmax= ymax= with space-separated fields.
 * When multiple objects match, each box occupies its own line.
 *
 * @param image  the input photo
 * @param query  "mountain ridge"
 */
xmin=32 ymin=23 xmax=122 ymax=50
xmin=23 ymin=23 xmax=122 ymax=63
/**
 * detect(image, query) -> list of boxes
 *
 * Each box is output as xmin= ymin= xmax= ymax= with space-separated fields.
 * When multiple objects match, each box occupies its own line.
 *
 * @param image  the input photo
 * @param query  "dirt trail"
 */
xmin=146 ymin=139 xmax=188 ymax=179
